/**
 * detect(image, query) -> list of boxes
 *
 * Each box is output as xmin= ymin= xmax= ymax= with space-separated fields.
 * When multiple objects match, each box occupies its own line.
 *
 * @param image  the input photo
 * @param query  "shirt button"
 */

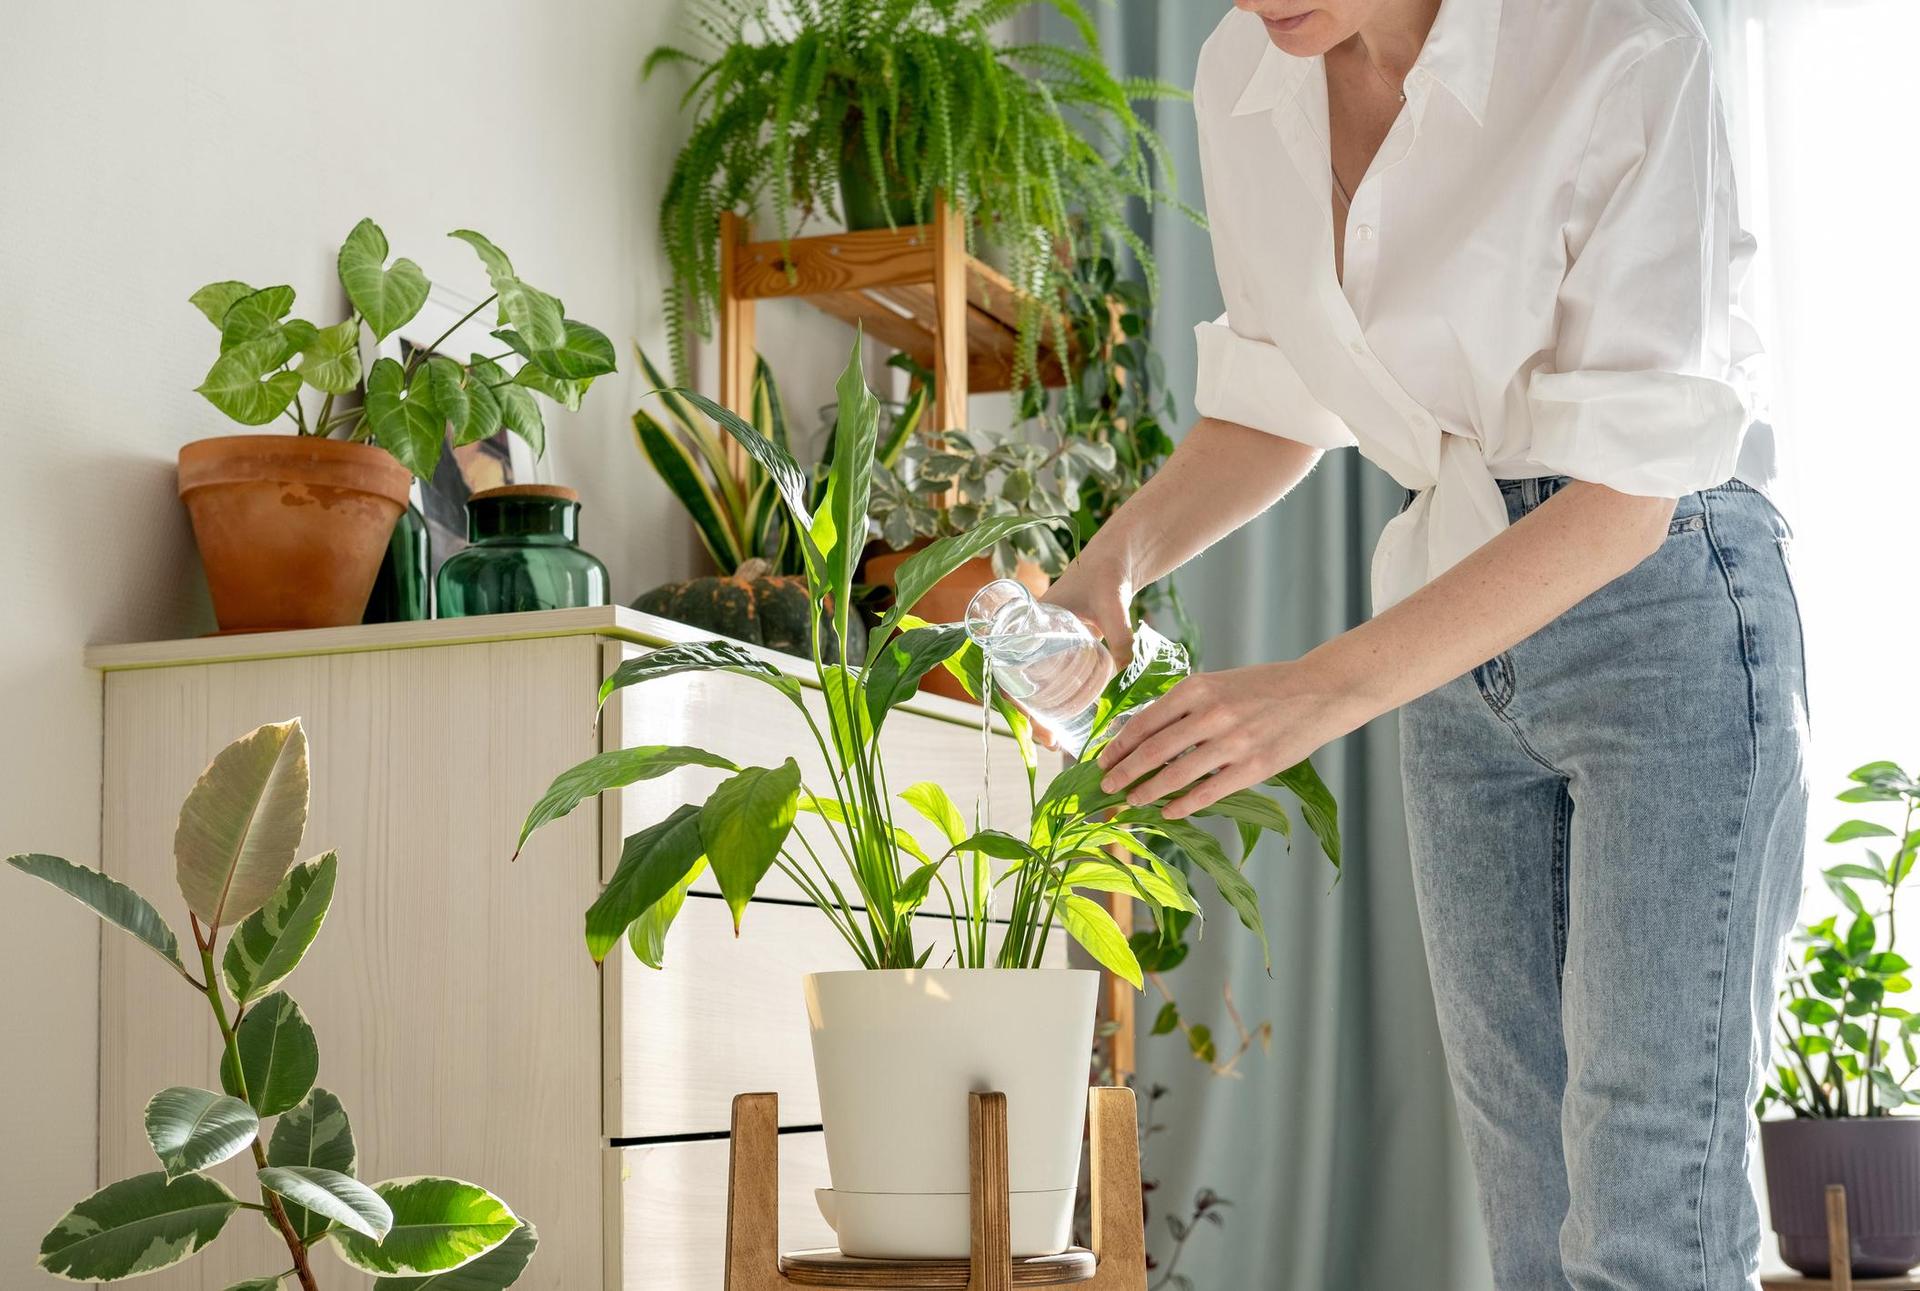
xmin=1348 ymin=339 xmax=1366 ymax=356
xmin=1355 ymin=224 xmax=1375 ymax=242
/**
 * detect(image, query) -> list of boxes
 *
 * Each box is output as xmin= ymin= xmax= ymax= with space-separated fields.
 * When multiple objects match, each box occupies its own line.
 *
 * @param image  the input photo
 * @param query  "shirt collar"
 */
xmin=1225 ymin=0 xmax=1502 ymax=126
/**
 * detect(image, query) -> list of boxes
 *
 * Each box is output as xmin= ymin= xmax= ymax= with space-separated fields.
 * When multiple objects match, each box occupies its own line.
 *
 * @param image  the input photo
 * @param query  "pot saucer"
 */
xmin=813 ymin=1186 xmax=1075 ymax=1260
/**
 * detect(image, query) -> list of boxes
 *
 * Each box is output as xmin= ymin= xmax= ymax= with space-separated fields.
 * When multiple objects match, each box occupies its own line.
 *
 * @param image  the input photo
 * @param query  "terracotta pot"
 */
xmin=864 ymin=543 xmax=1049 ymax=702
xmin=178 ymin=435 xmax=413 ymax=633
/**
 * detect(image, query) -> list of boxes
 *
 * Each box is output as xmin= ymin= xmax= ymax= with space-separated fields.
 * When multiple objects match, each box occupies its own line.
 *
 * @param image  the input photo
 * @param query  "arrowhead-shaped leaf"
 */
xmin=331 ymin=1177 xmax=518 ymax=1277
xmin=37 ymin=1171 xmax=239 ymax=1281
xmin=384 ymin=1219 xmax=538 ymax=1290
xmin=700 ymin=760 xmax=802 ymax=929
xmin=7 ymin=852 xmax=184 ymax=972
xmin=195 ymin=327 xmax=310 ymax=426
xmin=421 ymin=356 xmax=471 ymax=442
xmin=364 ymin=356 xmax=445 ymax=481
xmin=144 ymin=1086 xmax=259 ymax=1178
xmin=493 ymin=380 xmax=545 ymax=458
xmin=174 ymin=719 xmax=309 ymax=930
xmin=517 ymin=746 xmax=738 ymax=856
xmin=218 ymin=286 xmax=297 ymax=352
xmin=219 ymin=991 xmax=318 ymax=1116
xmin=590 ymin=805 xmax=707 ymax=962
xmin=268 ymin=1087 xmax=356 ymax=1242
xmin=296 ymin=318 xmax=363 ymax=394
xmin=223 ymin=852 xmax=336 ymax=1004
xmin=449 ymin=229 xmax=565 ymax=350
xmin=338 ymin=218 xmax=429 ymax=340
xmin=190 ymin=280 xmax=258 ymax=329
xmin=526 ymin=318 xmax=617 ymax=381
xmin=259 ymin=1165 xmax=391 ymax=1240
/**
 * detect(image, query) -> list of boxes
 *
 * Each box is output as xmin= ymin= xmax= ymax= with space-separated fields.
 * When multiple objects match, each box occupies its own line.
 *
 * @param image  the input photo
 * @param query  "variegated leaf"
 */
xmin=223 ymin=853 xmax=336 ymax=1004
xmin=174 ymin=720 xmax=310 ymax=930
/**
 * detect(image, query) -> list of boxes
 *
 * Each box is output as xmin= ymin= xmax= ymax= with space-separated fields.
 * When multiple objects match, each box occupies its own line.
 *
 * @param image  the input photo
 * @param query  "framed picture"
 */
xmin=376 ymin=285 xmax=541 ymax=582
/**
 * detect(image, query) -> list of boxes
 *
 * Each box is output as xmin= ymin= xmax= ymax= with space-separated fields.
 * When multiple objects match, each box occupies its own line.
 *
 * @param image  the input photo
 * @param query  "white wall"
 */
xmin=0 ymin=1 xmax=857 ymax=1280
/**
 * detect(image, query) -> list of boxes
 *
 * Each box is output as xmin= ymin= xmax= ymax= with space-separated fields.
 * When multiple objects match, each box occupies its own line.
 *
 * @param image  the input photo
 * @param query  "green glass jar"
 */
xmin=362 ymin=501 xmax=431 ymax=623
xmin=434 ymin=485 xmax=609 ymax=619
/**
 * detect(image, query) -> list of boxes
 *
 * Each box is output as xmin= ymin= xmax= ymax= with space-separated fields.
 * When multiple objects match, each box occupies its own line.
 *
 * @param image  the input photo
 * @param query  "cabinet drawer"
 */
xmin=604 ymin=1132 xmax=833 ymax=1291
xmin=605 ymin=895 xmax=1075 ymax=1140
xmin=601 ymin=645 xmax=1046 ymax=910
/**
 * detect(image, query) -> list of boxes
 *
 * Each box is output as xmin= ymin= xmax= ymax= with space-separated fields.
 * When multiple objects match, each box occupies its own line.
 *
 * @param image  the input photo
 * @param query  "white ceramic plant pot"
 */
xmin=804 ymin=968 xmax=1099 ymax=1259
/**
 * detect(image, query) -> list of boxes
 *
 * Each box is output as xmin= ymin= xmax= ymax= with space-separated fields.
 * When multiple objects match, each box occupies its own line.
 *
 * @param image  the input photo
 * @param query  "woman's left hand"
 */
xmin=1095 ymin=661 xmax=1356 ymax=819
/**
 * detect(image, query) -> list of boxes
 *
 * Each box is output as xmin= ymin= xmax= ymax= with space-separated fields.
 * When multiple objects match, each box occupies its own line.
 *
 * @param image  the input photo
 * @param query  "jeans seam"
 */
xmin=1477 ymin=654 xmax=1565 ymax=776
xmin=1694 ymin=489 xmax=1764 ymax=1291
xmin=1550 ymin=782 xmax=1571 ymax=988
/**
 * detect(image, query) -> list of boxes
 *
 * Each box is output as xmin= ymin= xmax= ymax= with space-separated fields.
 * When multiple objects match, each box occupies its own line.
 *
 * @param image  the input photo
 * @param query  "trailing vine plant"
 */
xmin=645 ymin=0 xmax=1192 ymax=387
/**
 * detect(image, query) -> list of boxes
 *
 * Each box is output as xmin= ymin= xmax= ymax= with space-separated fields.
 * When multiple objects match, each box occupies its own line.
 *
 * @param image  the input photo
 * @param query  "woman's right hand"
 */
xmin=1044 ymin=551 xmax=1137 ymax=672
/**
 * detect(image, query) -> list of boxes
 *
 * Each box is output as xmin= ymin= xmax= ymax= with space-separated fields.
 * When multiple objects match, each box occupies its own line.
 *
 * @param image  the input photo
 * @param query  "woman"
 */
xmin=1049 ymin=0 xmax=1807 ymax=1286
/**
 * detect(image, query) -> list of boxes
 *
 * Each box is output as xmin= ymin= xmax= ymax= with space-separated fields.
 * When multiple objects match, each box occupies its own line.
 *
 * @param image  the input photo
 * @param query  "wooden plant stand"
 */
xmin=1763 ymin=1185 xmax=1920 ymax=1290
xmin=724 ymin=1087 xmax=1146 ymax=1291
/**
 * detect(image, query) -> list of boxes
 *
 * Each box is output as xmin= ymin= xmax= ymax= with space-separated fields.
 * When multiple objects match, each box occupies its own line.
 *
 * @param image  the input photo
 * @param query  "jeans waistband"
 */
xmin=1493 ymin=475 xmax=1756 ymax=515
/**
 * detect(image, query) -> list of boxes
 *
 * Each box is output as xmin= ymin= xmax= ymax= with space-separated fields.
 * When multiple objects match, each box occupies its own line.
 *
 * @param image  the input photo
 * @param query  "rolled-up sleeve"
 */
xmin=1194 ymin=315 xmax=1355 ymax=450
xmin=1528 ymin=34 xmax=1751 ymax=496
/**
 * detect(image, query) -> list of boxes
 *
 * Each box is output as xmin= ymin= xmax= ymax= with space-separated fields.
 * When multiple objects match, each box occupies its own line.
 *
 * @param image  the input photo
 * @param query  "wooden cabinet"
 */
xmin=87 ymin=608 xmax=1059 ymax=1289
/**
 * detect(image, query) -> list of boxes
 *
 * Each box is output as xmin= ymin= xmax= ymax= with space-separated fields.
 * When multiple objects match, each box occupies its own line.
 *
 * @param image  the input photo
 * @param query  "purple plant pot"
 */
xmin=1762 ymin=1117 xmax=1920 ymax=1277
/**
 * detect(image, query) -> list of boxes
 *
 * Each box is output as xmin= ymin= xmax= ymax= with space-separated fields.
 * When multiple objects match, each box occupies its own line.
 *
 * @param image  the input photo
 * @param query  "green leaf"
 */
xmin=1266 ymin=759 xmax=1341 ymax=869
xmin=1868 ymin=952 xmax=1911 ymax=973
xmin=865 ymin=625 xmax=968 ymax=733
xmin=462 ymin=361 xmax=504 ymax=447
xmin=1134 ymin=813 xmax=1270 ymax=970
xmin=893 ymin=860 xmax=943 ymax=912
xmin=339 ymin=218 xmax=429 ymax=340
xmin=143 ymin=1086 xmax=259 ymax=1179
xmin=518 ymin=746 xmax=739 ymax=855
xmin=1037 ymin=759 xmax=1126 ymax=821
xmin=384 ymin=1220 xmax=538 ymax=1290
xmin=824 ymin=339 xmax=880 ymax=639
xmin=1151 ymin=1002 xmax=1179 ymax=1035
xmin=511 ymin=360 xmax=589 ymax=412
xmin=218 ymin=286 xmax=298 ymax=350
xmin=1848 ymin=912 xmax=1879 ymax=958
xmin=589 ymin=805 xmax=707 ymax=962
xmin=450 ymin=229 xmax=565 ymax=350
xmin=528 ymin=319 xmax=618 ymax=381
xmin=223 ymin=853 xmax=336 ymax=1005
xmin=331 ymin=1177 xmax=518 ymax=1277
xmin=1827 ymin=863 xmax=1887 ymax=883
xmin=219 ymin=991 xmax=319 ymax=1116
xmin=267 ymin=1087 xmax=357 ymax=1242
xmin=494 ymin=381 xmax=546 ymax=457
xmin=674 ymin=388 xmax=818 ymax=537
xmin=7 ymin=852 xmax=185 ymax=972
xmin=1188 ymin=1023 xmax=1217 ymax=1064
xmin=598 ymin=640 xmax=804 ymax=709
xmin=224 ymin=1279 xmax=285 ymax=1290
xmin=1827 ymin=871 xmax=1868 ymax=917
xmin=190 ymin=280 xmax=258 ymax=329
xmin=37 ymin=1171 xmax=238 ymax=1281
xmin=259 ymin=1166 xmax=392 ymax=1241
xmin=949 ymin=830 xmax=1036 ymax=862
xmin=1872 ymin=1068 xmax=1910 ymax=1107
xmin=632 ymin=407 xmax=742 ymax=571
xmin=876 ymin=516 xmax=1060 ymax=637
xmin=196 ymin=329 xmax=306 ymax=425
xmin=1061 ymin=858 xmax=1200 ymax=914
xmin=422 ymin=356 xmax=472 ymax=441
xmin=296 ymin=318 xmax=363 ymax=394
xmin=174 ymin=719 xmax=310 ymax=930
xmin=629 ymin=859 xmax=705 ymax=969
xmin=1087 ymin=624 xmax=1188 ymax=750
xmin=1789 ymin=997 xmax=1839 ymax=1025
xmin=365 ymin=357 xmax=445 ymax=481
xmin=1195 ymin=789 xmax=1293 ymax=857
xmin=900 ymin=781 xmax=969 ymax=848
xmin=1060 ymin=894 xmax=1141 ymax=988
xmin=700 ymin=760 xmax=802 ymax=929
xmin=1829 ymin=820 xmax=1898 ymax=844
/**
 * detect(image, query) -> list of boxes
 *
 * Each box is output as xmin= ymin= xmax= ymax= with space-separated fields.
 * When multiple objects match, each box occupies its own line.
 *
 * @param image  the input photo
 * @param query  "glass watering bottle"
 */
xmin=964 ymin=578 xmax=1122 ymax=757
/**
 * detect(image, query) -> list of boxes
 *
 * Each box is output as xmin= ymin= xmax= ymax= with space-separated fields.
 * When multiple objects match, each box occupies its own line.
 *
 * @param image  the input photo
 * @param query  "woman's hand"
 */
xmin=1043 ymin=551 xmax=1137 ymax=670
xmin=1094 ymin=660 xmax=1356 ymax=819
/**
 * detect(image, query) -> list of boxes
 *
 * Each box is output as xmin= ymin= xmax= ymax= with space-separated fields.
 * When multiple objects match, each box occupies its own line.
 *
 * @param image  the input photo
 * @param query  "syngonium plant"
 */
xmin=7 ymin=719 xmax=533 ymax=1290
xmin=1762 ymin=760 xmax=1920 ymax=1118
xmin=192 ymin=218 xmax=617 ymax=480
xmin=515 ymin=336 xmax=1339 ymax=985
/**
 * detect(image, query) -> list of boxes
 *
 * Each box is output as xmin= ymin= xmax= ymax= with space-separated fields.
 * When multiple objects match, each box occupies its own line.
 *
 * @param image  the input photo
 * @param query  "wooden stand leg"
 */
xmin=1827 ymin=1184 xmax=1853 ymax=1291
xmin=967 ymin=1092 xmax=1013 ymax=1291
xmin=931 ymin=199 xmax=968 ymax=432
xmin=718 ymin=209 xmax=756 ymax=480
xmin=1086 ymin=1086 xmax=1147 ymax=1290
xmin=726 ymin=1092 xmax=787 ymax=1291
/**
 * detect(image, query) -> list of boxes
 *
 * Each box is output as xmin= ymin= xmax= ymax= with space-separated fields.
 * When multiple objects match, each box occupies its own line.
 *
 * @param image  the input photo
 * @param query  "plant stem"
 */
xmin=192 ymin=918 xmax=322 ymax=1291
xmin=404 ymin=294 xmax=499 ymax=381
xmin=313 ymin=392 xmax=336 ymax=442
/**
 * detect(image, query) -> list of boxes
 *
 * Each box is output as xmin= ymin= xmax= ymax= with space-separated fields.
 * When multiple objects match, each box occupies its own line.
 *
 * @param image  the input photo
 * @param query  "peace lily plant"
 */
xmin=515 ymin=338 xmax=1340 ymax=986
xmin=8 ymin=720 xmax=532 ymax=1290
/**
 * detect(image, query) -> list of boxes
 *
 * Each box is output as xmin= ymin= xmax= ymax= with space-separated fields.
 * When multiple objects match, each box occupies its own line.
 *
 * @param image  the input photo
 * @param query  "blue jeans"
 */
xmin=1401 ymin=477 xmax=1810 ymax=1290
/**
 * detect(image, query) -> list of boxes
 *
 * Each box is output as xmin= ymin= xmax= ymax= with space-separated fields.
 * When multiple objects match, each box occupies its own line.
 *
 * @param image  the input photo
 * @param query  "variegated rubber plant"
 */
xmin=8 ymin=720 xmax=533 ymax=1290
xmin=517 ymin=337 xmax=1340 ymax=984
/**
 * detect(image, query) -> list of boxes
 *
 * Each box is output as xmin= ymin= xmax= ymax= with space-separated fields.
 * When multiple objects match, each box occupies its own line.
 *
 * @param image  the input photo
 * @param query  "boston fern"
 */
xmin=7 ymin=720 xmax=532 ymax=1290
xmin=193 ymin=218 xmax=616 ymax=481
xmin=646 ymin=0 xmax=1189 ymax=385
xmin=1763 ymin=761 xmax=1920 ymax=1118
xmin=516 ymin=337 xmax=1338 ymax=985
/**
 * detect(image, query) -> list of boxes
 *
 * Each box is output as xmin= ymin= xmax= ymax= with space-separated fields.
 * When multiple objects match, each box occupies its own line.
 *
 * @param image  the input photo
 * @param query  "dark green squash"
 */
xmin=633 ymin=559 xmax=865 ymax=663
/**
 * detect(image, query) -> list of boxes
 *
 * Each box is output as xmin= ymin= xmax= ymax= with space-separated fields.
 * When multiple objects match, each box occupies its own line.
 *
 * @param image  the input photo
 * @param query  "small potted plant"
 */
xmin=514 ymin=339 xmax=1339 ymax=1260
xmin=182 ymin=219 xmax=617 ymax=633
xmin=7 ymin=719 xmax=532 ymax=1289
xmin=644 ymin=0 xmax=1186 ymax=386
xmin=1760 ymin=759 xmax=1920 ymax=1277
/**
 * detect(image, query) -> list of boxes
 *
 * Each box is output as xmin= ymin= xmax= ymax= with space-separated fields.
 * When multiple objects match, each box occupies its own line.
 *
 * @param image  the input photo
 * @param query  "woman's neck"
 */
xmin=1352 ymin=0 xmax=1445 ymax=79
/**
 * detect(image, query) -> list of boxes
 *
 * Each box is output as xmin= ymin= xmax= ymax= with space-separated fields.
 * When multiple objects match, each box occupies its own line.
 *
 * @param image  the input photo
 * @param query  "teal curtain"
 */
xmin=1046 ymin=4 xmax=1491 ymax=1286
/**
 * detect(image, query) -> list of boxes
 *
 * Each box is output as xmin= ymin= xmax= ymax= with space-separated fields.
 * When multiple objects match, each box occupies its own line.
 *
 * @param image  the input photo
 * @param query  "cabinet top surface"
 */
xmin=87 ymin=606 xmax=1011 ymax=733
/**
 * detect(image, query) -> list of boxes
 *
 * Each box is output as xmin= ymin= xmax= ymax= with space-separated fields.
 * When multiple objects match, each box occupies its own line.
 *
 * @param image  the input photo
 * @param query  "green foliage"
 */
xmin=8 ymin=719 xmax=529 ymax=1286
xmin=518 ymin=339 xmax=1339 ymax=984
xmin=1762 ymin=760 xmax=1920 ymax=1118
xmin=646 ymin=0 xmax=1191 ymax=384
xmin=192 ymin=219 xmax=616 ymax=482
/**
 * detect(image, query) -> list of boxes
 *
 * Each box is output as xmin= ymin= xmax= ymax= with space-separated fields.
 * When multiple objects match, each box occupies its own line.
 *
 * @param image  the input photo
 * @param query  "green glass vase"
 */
xmin=434 ymin=485 xmax=609 ymax=619
xmin=362 ymin=502 xmax=431 ymax=623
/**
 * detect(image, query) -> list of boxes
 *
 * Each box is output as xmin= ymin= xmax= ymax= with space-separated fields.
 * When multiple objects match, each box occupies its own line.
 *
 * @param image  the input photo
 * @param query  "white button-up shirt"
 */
xmin=1191 ymin=0 xmax=1770 ymax=611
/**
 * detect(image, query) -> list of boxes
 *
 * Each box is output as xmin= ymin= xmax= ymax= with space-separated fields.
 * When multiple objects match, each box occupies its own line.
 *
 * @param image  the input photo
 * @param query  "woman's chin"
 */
xmin=1260 ymin=11 xmax=1337 ymax=55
